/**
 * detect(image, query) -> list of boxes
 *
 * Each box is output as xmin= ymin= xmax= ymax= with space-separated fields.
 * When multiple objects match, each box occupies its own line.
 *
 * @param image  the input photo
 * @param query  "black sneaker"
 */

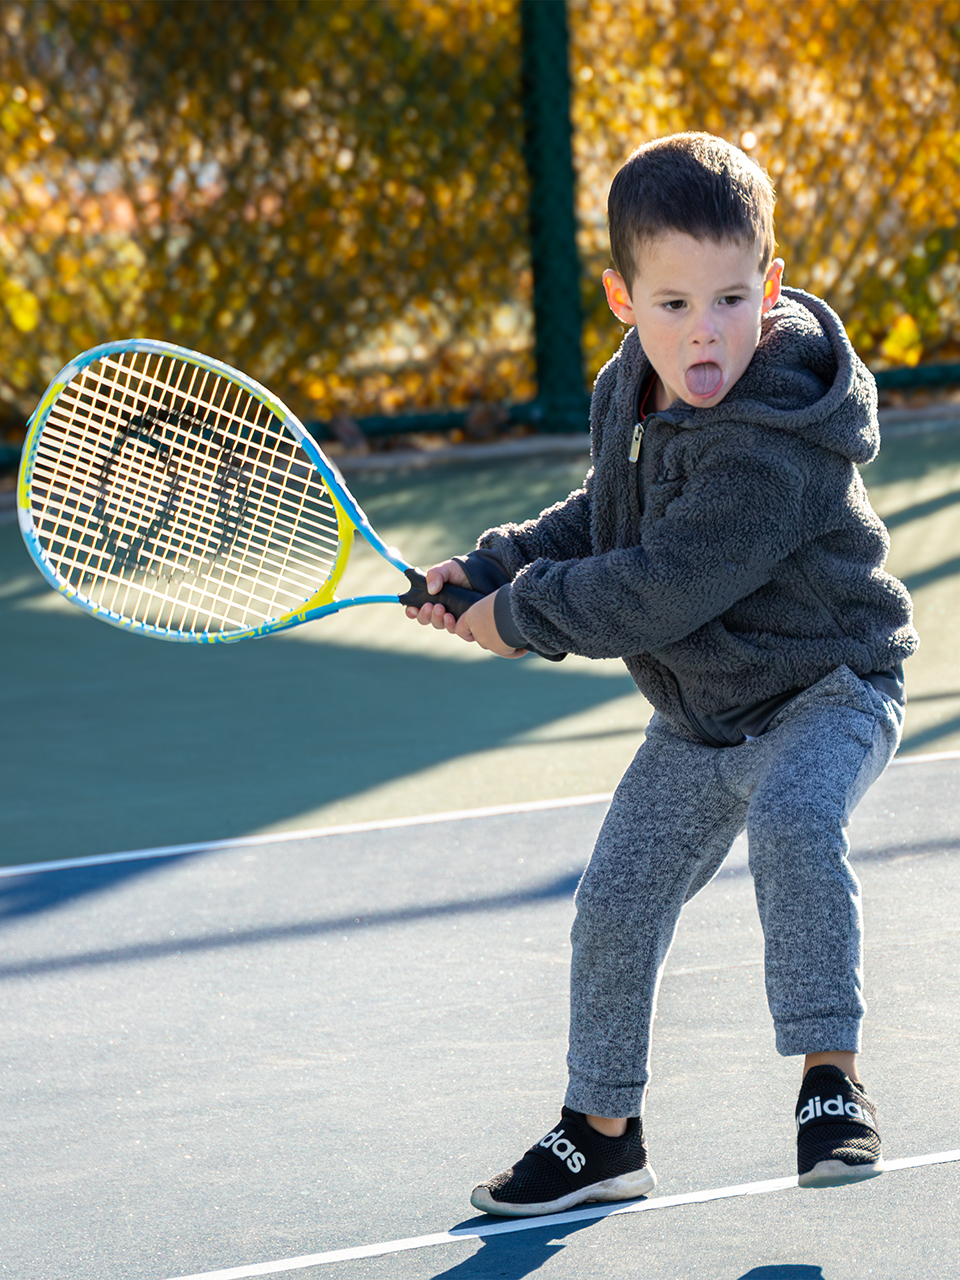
xmin=470 ymin=1107 xmax=656 ymax=1217
xmin=796 ymin=1065 xmax=884 ymax=1188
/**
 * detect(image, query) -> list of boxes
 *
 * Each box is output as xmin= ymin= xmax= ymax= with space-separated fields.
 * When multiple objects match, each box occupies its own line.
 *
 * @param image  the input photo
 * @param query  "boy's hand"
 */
xmin=404 ymin=558 xmax=471 ymax=633
xmin=456 ymin=592 xmax=527 ymax=659
xmin=404 ymin=560 xmax=526 ymax=657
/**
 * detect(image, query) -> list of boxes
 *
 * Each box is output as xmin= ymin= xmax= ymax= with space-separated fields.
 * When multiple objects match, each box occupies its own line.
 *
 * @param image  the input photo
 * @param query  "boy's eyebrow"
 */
xmin=648 ymin=280 xmax=754 ymax=299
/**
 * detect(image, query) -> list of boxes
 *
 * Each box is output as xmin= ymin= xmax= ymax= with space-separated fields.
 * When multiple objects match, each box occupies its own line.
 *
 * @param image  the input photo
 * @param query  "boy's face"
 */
xmin=602 ymin=232 xmax=784 ymax=412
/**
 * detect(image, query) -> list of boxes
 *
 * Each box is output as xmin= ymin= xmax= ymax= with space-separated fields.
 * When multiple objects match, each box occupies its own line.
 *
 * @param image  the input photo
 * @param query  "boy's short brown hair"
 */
xmin=608 ymin=133 xmax=776 ymax=289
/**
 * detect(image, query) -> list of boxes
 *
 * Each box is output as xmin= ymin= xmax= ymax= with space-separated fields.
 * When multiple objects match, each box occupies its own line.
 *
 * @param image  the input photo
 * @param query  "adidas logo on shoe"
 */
xmin=796 ymin=1093 xmax=876 ymax=1130
xmin=795 ymin=1067 xmax=883 ymax=1189
xmin=539 ymin=1127 xmax=587 ymax=1174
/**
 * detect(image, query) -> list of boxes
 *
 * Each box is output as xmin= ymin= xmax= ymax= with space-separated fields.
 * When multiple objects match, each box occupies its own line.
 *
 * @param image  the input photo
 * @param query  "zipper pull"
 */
xmin=628 ymin=420 xmax=644 ymax=463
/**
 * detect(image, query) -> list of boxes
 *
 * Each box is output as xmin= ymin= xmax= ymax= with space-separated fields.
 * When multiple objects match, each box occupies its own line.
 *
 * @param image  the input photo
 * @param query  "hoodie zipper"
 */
xmin=630 ymin=364 xmax=658 ymax=464
xmin=628 ymin=420 xmax=644 ymax=463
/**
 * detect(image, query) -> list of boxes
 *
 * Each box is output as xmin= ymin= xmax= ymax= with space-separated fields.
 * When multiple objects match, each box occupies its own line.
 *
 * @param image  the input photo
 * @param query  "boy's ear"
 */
xmin=762 ymin=258 xmax=785 ymax=314
xmin=602 ymin=269 xmax=636 ymax=326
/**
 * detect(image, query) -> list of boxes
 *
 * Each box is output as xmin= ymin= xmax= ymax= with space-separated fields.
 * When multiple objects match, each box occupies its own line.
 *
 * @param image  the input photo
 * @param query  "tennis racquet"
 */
xmin=16 ymin=339 xmax=487 ymax=643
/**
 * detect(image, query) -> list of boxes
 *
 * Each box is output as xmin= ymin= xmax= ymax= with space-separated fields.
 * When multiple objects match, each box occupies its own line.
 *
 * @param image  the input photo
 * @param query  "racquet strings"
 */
xmin=28 ymin=350 xmax=344 ymax=636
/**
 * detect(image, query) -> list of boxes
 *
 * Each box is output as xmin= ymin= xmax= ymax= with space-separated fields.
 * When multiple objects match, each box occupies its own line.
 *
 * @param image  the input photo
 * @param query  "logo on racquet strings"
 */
xmin=95 ymin=406 xmax=250 ymax=579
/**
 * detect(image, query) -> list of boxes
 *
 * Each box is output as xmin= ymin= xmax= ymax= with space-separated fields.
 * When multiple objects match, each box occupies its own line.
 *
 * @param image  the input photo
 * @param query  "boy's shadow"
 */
xmin=737 ymin=1270 xmax=825 ymax=1280
xmin=429 ymin=1218 xmax=597 ymax=1279
xmin=428 ymin=1222 xmax=826 ymax=1280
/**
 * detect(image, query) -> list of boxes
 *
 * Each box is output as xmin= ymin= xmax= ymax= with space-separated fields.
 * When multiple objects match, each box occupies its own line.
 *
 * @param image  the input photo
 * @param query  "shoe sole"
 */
xmin=470 ymin=1165 xmax=657 ymax=1218
xmin=798 ymin=1159 xmax=885 ymax=1189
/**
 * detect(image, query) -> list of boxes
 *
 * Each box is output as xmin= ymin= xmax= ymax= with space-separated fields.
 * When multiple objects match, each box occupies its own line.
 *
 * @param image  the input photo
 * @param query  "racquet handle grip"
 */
xmin=398 ymin=568 xmax=566 ymax=662
xmin=399 ymin=568 xmax=485 ymax=619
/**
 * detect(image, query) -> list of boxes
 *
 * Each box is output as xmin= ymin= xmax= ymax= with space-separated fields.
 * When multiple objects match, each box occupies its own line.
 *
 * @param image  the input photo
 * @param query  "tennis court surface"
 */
xmin=2 ymin=753 xmax=957 ymax=1280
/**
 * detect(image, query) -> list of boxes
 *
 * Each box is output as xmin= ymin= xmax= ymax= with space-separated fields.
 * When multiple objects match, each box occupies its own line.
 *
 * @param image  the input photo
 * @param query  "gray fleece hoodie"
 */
xmin=475 ymin=286 xmax=918 ymax=738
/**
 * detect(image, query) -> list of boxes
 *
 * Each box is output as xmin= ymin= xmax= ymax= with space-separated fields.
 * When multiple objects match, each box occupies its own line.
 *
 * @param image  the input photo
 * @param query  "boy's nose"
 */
xmin=691 ymin=318 xmax=719 ymax=343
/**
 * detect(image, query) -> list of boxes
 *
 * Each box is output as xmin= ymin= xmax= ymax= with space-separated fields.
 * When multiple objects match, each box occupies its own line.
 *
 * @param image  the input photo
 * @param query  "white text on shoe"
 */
xmin=538 ymin=1127 xmax=587 ymax=1174
xmin=796 ymin=1094 xmax=876 ymax=1130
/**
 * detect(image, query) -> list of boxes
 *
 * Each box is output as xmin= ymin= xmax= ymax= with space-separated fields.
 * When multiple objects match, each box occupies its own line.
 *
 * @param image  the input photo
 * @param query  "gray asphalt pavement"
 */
xmin=1 ymin=756 xmax=958 ymax=1280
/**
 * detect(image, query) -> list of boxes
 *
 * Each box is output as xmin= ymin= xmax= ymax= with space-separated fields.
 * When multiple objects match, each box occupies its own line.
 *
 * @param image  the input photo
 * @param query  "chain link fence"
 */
xmin=569 ymin=0 xmax=960 ymax=403
xmin=2 ymin=0 xmax=960 ymax=464
xmin=0 ymin=0 xmax=538 ymax=458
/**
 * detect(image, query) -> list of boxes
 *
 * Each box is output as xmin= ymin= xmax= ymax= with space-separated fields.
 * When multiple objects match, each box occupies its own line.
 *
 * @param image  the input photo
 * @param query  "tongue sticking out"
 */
xmin=684 ymin=362 xmax=723 ymax=399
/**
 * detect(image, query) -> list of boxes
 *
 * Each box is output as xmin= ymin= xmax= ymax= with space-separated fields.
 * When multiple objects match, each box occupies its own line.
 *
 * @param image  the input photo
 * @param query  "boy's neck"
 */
xmin=652 ymin=375 xmax=671 ymax=413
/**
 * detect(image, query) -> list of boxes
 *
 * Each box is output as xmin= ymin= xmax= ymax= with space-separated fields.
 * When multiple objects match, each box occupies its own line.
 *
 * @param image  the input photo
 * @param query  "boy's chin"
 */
xmin=682 ymin=386 xmax=728 ymax=408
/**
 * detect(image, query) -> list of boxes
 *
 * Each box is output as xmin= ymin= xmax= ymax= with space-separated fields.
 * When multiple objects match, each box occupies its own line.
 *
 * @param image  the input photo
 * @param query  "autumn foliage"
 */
xmin=1 ymin=0 xmax=959 ymax=440
xmin=0 ymin=0 xmax=533 ymax=433
xmin=570 ymin=0 xmax=960 ymax=387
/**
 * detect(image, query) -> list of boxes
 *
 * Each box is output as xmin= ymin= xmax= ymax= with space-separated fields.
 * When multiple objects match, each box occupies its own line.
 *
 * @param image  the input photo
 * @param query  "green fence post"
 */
xmin=520 ymin=0 xmax=589 ymax=434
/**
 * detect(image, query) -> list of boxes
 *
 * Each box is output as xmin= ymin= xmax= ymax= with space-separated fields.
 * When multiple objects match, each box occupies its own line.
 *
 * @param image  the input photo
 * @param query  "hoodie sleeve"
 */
xmin=474 ymin=479 xmax=595 ymax=576
xmin=505 ymin=439 xmax=810 ymax=659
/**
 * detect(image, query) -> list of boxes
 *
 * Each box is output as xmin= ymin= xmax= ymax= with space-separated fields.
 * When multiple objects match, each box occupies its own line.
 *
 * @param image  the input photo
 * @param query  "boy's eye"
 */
xmin=663 ymin=300 xmax=685 ymax=311
xmin=721 ymin=295 xmax=744 ymax=306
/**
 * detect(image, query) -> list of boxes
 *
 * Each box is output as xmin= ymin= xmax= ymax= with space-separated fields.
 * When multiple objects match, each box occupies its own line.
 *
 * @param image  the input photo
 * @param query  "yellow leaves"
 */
xmin=1 ymin=278 xmax=40 ymax=332
xmin=48 ymin=294 xmax=73 ymax=325
xmin=570 ymin=0 xmax=960 ymax=379
xmin=19 ymin=176 xmax=51 ymax=209
xmin=881 ymin=314 xmax=923 ymax=366
xmin=282 ymin=86 xmax=311 ymax=113
xmin=1 ymin=0 xmax=956 ymax=428
xmin=300 ymin=375 xmax=329 ymax=402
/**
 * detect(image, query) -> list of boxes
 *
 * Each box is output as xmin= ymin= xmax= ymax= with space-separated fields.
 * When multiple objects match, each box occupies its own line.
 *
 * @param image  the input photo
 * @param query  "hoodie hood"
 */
xmin=650 ymin=286 xmax=880 ymax=466
xmin=479 ymin=283 xmax=917 ymax=729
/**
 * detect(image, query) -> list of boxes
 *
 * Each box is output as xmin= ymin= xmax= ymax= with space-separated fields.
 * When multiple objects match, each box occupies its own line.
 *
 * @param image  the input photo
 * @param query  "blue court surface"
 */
xmin=1 ymin=755 xmax=958 ymax=1280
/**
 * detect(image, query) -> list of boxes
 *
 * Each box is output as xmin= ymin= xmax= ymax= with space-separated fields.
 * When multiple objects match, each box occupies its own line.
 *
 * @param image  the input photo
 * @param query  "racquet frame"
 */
xmin=17 ymin=339 xmax=431 ymax=643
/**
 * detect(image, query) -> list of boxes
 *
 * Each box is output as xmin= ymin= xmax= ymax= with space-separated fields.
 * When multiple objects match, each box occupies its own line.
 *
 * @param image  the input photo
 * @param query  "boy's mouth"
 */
xmin=684 ymin=362 xmax=723 ymax=399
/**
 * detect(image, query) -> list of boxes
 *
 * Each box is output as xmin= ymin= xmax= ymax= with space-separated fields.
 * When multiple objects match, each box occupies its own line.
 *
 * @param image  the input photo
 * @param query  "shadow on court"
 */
xmin=0 ymin=860 xmax=581 ymax=963
xmin=4 ymin=825 xmax=956 ymax=960
xmin=2 ymin=452 xmax=630 ymax=865
xmin=736 ymin=1269 xmax=825 ymax=1280
xmin=432 ymin=1220 xmax=597 ymax=1280
xmin=0 ymin=551 xmax=633 ymax=864
xmin=420 ymin=1222 xmax=828 ymax=1280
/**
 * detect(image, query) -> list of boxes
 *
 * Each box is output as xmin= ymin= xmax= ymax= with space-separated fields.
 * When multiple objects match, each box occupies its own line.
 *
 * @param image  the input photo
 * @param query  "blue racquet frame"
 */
xmin=17 ymin=339 xmax=482 ymax=642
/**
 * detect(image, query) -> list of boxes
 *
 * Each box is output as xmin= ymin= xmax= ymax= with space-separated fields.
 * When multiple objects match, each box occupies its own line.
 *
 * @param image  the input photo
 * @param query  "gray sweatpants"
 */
xmin=564 ymin=665 xmax=904 ymax=1118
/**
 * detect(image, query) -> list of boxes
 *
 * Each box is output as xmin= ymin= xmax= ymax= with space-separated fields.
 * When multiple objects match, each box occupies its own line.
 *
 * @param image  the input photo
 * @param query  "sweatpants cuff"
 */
xmin=564 ymin=1076 xmax=648 ymax=1119
xmin=775 ymin=1016 xmax=862 ymax=1057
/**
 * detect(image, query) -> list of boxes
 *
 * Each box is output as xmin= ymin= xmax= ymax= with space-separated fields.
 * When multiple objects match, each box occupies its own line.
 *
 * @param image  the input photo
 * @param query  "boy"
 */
xmin=406 ymin=132 xmax=917 ymax=1216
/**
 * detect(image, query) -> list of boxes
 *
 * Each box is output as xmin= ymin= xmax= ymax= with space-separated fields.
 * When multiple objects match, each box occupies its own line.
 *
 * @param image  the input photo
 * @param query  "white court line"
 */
xmin=890 ymin=748 xmax=960 ymax=765
xmin=0 ymin=793 xmax=614 ymax=878
xmin=3 ymin=747 xmax=959 ymax=880
xmin=164 ymin=1151 xmax=960 ymax=1280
